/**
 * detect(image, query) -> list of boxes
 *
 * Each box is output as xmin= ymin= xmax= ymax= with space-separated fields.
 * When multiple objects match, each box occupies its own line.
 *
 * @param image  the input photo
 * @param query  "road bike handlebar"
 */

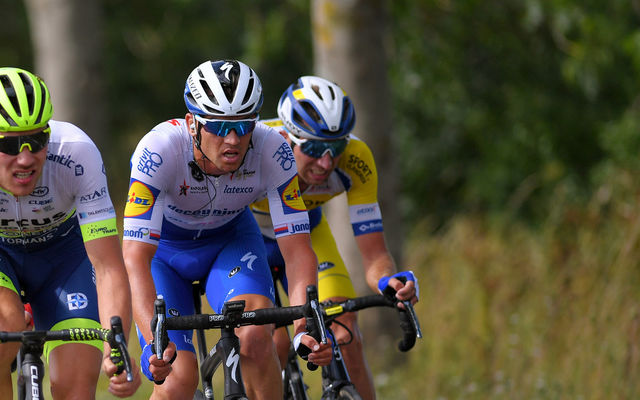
xmin=323 ymin=291 xmax=422 ymax=352
xmin=0 ymin=316 xmax=134 ymax=382
xmin=154 ymin=285 xmax=325 ymax=333
xmin=152 ymin=285 xmax=328 ymax=371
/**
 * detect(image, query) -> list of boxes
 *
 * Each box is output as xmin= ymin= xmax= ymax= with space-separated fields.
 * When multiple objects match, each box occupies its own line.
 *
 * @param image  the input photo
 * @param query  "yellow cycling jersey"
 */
xmin=252 ymin=118 xmax=383 ymax=239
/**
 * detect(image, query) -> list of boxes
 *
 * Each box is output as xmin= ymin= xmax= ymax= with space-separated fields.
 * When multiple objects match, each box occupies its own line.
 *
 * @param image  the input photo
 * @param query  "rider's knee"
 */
xmin=334 ymin=312 xmax=364 ymax=347
xmin=49 ymin=371 xmax=99 ymax=400
xmin=238 ymin=325 xmax=275 ymax=360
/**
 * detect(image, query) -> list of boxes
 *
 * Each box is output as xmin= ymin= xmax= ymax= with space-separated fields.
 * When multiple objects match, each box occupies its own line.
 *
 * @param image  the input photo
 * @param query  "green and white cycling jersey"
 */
xmin=0 ymin=120 xmax=118 ymax=250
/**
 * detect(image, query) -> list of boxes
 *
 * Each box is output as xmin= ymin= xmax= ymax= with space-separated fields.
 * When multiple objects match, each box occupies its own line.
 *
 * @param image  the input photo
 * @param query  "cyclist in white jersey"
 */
xmin=122 ymin=60 xmax=331 ymax=399
xmin=0 ymin=67 xmax=140 ymax=398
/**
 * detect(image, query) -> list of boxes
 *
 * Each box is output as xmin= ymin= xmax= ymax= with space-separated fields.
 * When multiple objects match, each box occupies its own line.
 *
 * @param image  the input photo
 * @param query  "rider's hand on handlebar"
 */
xmin=293 ymin=330 xmax=333 ymax=367
xmin=378 ymin=270 xmax=420 ymax=307
xmin=103 ymin=356 xmax=141 ymax=398
xmin=141 ymin=341 xmax=177 ymax=383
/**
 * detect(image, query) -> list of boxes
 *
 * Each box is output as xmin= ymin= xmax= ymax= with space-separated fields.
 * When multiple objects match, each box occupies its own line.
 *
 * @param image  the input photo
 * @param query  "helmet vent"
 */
xmin=242 ymin=78 xmax=255 ymax=106
xmin=0 ymin=106 xmax=15 ymax=127
xmin=300 ymin=102 xmax=321 ymax=124
xmin=311 ymin=84 xmax=322 ymax=100
xmin=33 ymin=81 xmax=47 ymax=125
xmin=199 ymin=79 xmax=219 ymax=107
xmin=1 ymin=75 xmax=21 ymax=117
xmin=203 ymin=105 xmax=223 ymax=115
xmin=18 ymin=72 xmax=36 ymax=116
xmin=328 ymin=86 xmax=336 ymax=100
xmin=292 ymin=109 xmax=314 ymax=134
xmin=341 ymin=97 xmax=355 ymax=132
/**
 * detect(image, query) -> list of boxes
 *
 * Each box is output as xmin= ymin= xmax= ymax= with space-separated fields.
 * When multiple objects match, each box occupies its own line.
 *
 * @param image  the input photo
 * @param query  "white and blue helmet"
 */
xmin=277 ymin=76 xmax=355 ymax=140
xmin=184 ymin=60 xmax=263 ymax=117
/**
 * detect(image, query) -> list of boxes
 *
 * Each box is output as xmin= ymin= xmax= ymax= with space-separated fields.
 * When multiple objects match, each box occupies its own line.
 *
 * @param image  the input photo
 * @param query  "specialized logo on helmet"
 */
xmin=278 ymin=175 xmax=305 ymax=214
xmin=220 ymin=62 xmax=234 ymax=81
xmin=124 ymin=179 xmax=159 ymax=220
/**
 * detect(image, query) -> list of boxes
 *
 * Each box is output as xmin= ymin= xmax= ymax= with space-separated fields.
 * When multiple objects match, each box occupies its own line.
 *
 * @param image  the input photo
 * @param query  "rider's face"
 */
xmin=291 ymin=141 xmax=341 ymax=191
xmin=0 ymin=127 xmax=49 ymax=196
xmin=187 ymin=113 xmax=254 ymax=176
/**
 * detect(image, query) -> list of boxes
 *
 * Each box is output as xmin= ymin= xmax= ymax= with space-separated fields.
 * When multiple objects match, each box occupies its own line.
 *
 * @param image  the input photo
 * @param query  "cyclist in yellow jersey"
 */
xmin=251 ymin=76 xmax=419 ymax=400
xmin=0 ymin=68 xmax=140 ymax=398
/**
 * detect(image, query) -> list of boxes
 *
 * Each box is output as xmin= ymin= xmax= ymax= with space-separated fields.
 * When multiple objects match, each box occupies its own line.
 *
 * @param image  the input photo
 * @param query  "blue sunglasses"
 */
xmin=288 ymin=133 xmax=348 ymax=158
xmin=194 ymin=114 xmax=257 ymax=137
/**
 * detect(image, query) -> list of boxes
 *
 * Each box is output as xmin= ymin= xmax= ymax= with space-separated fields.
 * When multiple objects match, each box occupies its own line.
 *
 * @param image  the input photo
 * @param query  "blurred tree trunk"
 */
xmin=24 ymin=0 xmax=107 ymax=149
xmin=311 ymin=0 xmax=403 ymax=346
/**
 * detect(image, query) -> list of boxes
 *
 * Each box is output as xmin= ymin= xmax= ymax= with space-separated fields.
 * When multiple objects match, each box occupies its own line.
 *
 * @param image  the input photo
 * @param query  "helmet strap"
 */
xmin=192 ymin=120 xmax=213 ymax=172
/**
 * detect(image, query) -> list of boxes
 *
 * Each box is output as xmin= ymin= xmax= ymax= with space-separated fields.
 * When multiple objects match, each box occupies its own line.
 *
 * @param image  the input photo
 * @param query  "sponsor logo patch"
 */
xmin=124 ymin=179 xmax=159 ymax=219
xmin=278 ymin=175 xmax=305 ymax=214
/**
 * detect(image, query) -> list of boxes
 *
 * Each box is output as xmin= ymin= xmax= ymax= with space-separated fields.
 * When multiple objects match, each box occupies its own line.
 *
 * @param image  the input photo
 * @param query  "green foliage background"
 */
xmin=5 ymin=0 xmax=640 ymax=398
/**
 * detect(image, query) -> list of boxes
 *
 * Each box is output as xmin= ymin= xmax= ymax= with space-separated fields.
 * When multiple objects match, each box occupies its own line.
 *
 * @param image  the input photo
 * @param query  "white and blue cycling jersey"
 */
xmin=123 ymin=118 xmax=309 ymax=352
xmin=123 ymin=118 xmax=309 ymax=243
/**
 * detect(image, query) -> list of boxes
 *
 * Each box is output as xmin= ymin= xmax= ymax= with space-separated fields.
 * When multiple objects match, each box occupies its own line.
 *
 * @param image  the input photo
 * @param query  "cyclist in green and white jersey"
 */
xmin=0 ymin=67 xmax=140 ymax=398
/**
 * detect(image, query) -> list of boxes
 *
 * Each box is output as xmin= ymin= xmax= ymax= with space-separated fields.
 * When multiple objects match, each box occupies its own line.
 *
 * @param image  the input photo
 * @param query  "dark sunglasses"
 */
xmin=0 ymin=127 xmax=50 ymax=155
xmin=194 ymin=114 xmax=257 ymax=137
xmin=288 ymin=133 xmax=348 ymax=158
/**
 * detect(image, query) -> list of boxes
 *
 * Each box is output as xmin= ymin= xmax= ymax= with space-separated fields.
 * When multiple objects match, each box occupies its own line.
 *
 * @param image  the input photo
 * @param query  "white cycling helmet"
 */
xmin=277 ymin=75 xmax=355 ymax=140
xmin=184 ymin=60 xmax=263 ymax=117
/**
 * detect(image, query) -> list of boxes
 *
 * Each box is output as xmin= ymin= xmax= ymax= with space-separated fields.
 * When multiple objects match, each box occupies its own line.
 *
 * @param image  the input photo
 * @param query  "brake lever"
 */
xmin=109 ymin=316 xmax=134 ymax=382
xmin=151 ymin=295 xmax=170 ymax=385
xmin=303 ymin=285 xmax=327 ymax=371
xmin=308 ymin=286 xmax=327 ymax=345
xmin=153 ymin=295 xmax=166 ymax=361
xmin=383 ymin=276 xmax=422 ymax=339
xmin=400 ymin=300 xmax=423 ymax=339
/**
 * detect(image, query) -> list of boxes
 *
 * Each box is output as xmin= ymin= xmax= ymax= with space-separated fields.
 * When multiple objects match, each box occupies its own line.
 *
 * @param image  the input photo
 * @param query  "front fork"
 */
xmin=321 ymin=330 xmax=351 ymax=397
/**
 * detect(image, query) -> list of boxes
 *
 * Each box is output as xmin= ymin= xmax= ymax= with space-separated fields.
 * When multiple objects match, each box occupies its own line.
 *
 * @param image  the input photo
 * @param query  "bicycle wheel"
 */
xmin=336 ymin=385 xmax=362 ymax=400
xmin=284 ymin=366 xmax=309 ymax=400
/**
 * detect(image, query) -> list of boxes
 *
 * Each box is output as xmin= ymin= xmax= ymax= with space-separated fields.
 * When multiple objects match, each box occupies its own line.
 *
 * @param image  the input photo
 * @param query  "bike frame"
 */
xmin=193 ymin=289 xmax=247 ymax=399
xmin=17 ymin=338 xmax=46 ymax=400
xmin=320 ymin=328 xmax=354 ymax=398
xmin=154 ymin=283 xmax=325 ymax=400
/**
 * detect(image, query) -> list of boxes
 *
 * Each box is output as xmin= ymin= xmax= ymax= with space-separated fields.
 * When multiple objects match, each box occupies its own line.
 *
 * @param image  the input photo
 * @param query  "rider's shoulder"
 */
xmin=47 ymin=120 xmax=101 ymax=156
xmin=137 ymin=118 xmax=189 ymax=148
xmin=149 ymin=118 xmax=187 ymax=136
xmin=259 ymin=117 xmax=284 ymax=131
xmin=253 ymin=121 xmax=287 ymax=149
xmin=344 ymin=134 xmax=373 ymax=156
xmin=48 ymin=120 xmax=92 ymax=143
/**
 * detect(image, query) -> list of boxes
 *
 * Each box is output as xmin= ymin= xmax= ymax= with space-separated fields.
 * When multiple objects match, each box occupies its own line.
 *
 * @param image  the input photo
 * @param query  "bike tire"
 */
xmin=336 ymin=385 xmax=363 ymax=400
xmin=285 ymin=368 xmax=309 ymax=400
